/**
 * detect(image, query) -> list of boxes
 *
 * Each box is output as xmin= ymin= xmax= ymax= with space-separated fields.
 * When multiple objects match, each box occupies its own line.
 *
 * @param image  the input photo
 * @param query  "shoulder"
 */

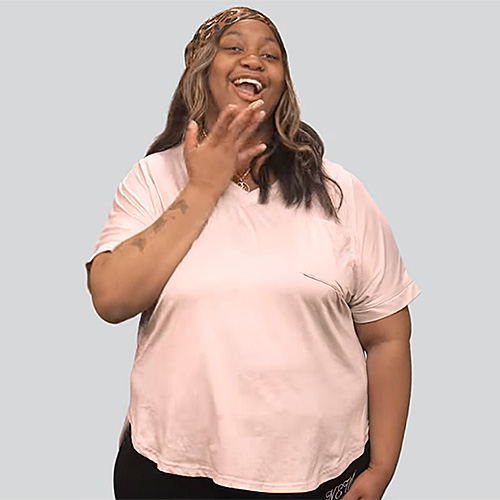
xmin=322 ymin=158 xmax=376 ymax=206
xmin=321 ymin=158 xmax=386 ymax=233
xmin=139 ymin=144 xmax=186 ymax=178
xmin=322 ymin=158 xmax=354 ymax=186
xmin=321 ymin=158 xmax=362 ymax=210
xmin=130 ymin=144 xmax=188 ymax=192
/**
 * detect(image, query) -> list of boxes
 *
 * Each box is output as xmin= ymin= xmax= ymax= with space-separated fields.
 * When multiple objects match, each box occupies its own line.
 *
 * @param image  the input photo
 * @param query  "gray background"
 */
xmin=1 ymin=0 xmax=498 ymax=499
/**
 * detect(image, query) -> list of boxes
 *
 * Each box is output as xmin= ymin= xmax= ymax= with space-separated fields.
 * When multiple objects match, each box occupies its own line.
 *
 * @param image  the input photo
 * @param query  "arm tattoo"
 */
xmin=168 ymin=199 xmax=188 ymax=214
xmin=152 ymin=215 xmax=167 ymax=233
xmin=152 ymin=199 xmax=185 ymax=233
xmin=131 ymin=237 xmax=145 ymax=252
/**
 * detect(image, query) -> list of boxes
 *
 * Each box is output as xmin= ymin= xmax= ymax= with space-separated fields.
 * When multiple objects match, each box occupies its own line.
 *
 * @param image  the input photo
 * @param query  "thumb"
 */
xmin=184 ymin=121 xmax=199 ymax=152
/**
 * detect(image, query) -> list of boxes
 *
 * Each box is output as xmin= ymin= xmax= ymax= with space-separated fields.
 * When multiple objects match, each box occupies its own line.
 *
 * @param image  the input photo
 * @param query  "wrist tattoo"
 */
xmin=152 ymin=198 xmax=188 ymax=233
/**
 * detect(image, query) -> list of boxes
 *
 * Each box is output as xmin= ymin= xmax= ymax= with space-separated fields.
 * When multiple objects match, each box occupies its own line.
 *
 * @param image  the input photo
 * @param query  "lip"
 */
xmin=231 ymin=74 xmax=265 ymax=89
xmin=230 ymin=81 xmax=265 ymax=102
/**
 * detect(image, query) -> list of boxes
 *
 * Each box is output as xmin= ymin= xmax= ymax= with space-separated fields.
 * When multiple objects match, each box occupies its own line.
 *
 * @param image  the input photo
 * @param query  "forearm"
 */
xmin=365 ymin=339 xmax=412 ymax=480
xmin=89 ymin=183 xmax=219 ymax=323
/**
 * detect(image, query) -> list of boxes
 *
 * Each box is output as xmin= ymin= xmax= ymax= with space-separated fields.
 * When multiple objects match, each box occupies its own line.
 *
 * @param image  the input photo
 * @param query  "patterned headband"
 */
xmin=184 ymin=6 xmax=284 ymax=67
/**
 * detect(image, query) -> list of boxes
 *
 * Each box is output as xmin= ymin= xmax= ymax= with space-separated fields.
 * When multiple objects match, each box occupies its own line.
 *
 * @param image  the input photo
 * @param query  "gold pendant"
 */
xmin=237 ymin=181 xmax=250 ymax=192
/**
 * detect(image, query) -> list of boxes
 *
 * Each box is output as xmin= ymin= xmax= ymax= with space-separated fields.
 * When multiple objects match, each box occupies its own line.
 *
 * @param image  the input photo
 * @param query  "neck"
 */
xmin=253 ymin=121 xmax=274 ymax=144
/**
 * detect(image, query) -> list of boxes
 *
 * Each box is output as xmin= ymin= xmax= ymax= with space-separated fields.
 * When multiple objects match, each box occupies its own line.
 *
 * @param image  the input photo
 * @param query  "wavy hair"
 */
xmin=145 ymin=24 xmax=343 ymax=220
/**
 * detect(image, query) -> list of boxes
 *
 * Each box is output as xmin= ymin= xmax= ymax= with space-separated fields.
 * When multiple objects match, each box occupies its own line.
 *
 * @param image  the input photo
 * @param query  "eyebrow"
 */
xmin=221 ymin=30 xmax=278 ymax=45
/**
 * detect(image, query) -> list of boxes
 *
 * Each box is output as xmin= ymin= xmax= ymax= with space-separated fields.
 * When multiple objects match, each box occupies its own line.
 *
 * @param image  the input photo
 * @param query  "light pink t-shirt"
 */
xmin=87 ymin=144 xmax=420 ymax=493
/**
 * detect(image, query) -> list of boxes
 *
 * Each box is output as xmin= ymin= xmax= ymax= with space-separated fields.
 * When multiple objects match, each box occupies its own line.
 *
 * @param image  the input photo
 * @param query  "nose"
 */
xmin=239 ymin=53 xmax=264 ymax=71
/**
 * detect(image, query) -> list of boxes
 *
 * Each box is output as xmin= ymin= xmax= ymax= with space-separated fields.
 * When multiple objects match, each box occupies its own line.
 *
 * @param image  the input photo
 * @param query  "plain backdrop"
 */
xmin=1 ymin=1 xmax=499 ymax=499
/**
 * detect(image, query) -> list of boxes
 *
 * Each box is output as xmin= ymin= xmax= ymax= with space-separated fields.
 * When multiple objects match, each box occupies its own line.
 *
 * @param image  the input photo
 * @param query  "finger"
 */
xmin=184 ymin=121 xmax=199 ymax=152
xmin=227 ymin=99 xmax=265 ymax=139
xmin=208 ymin=105 xmax=239 ymax=142
xmin=228 ymin=100 xmax=264 ymax=138
xmin=238 ymin=142 xmax=267 ymax=167
xmin=237 ymin=109 xmax=266 ymax=147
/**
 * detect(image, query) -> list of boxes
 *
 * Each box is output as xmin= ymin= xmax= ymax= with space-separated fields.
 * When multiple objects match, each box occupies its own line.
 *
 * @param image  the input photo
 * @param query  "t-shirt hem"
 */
xmin=130 ymin=429 xmax=368 ymax=493
xmin=352 ymin=280 xmax=421 ymax=324
xmin=85 ymin=242 xmax=121 ymax=271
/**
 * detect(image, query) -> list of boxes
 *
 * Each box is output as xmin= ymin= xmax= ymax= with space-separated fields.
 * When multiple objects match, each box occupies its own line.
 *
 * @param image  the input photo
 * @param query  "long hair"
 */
xmin=145 ymin=25 xmax=343 ymax=220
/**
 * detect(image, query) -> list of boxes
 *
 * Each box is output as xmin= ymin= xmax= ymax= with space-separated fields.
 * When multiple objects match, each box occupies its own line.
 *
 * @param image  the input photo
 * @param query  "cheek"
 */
xmin=208 ymin=70 xmax=229 ymax=103
xmin=270 ymin=77 xmax=285 ymax=105
xmin=272 ymin=69 xmax=285 ymax=96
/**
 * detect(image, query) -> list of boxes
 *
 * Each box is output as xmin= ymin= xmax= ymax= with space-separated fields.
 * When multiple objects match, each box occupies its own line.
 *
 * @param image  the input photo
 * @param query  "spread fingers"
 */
xmin=227 ymin=100 xmax=265 ymax=140
xmin=206 ymin=105 xmax=240 ymax=142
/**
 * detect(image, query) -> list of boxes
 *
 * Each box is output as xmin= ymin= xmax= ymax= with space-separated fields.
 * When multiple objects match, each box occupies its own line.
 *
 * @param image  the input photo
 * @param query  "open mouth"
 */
xmin=231 ymin=77 xmax=264 ymax=98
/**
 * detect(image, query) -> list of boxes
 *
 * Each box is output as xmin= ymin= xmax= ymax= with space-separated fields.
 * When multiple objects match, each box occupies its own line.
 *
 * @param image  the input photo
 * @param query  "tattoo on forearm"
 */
xmin=168 ymin=199 xmax=188 ymax=214
xmin=131 ymin=237 xmax=145 ymax=252
xmin=152 ymin=215 xmax=166 ymax=233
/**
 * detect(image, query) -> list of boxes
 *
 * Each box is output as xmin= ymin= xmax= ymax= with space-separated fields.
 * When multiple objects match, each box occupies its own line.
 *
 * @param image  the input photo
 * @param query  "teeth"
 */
xmin=232 ymin=78 xmax=263 ymax=93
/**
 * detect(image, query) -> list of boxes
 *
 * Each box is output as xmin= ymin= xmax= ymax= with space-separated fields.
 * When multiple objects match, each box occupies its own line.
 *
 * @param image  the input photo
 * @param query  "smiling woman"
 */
xmin=143 ymin=6 xmax=342 ymax=202
xmin=207 ymin=19 xmax=285 ymax=131
xmin=86 ymin=6 xmax=420 ymax=500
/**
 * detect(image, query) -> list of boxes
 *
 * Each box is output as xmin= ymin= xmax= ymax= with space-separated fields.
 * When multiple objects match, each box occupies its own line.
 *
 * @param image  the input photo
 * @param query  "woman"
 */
xmin=86 ymin=7 xmax=420 ymax=500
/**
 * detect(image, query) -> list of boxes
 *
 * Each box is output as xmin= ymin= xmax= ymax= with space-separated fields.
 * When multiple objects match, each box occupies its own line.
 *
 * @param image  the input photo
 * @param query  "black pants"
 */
xmin=114 ymin=424 xmax=370 ymax=499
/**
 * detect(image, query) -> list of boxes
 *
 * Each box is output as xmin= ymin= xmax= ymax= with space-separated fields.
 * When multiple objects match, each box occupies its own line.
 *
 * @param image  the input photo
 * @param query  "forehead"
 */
xmin=219 ymin=19 xmax=279 ymax=45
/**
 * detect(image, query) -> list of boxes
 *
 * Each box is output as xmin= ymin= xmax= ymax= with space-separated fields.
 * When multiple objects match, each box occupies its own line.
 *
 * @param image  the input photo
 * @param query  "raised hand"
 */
xmin=184 ymin=100 xmax=267 ymax=198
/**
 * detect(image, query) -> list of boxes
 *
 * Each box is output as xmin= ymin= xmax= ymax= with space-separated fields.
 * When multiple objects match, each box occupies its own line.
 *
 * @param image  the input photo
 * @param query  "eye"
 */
xmin=262 ymin=53 xmax=279 ymax=61
xmin=224 ymin=46 xmax=243 ymax=52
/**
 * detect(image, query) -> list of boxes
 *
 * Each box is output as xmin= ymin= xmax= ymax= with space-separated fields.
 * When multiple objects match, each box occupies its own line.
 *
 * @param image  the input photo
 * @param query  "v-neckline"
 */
xmin=179 ymin=146 xmax=278 ymax=205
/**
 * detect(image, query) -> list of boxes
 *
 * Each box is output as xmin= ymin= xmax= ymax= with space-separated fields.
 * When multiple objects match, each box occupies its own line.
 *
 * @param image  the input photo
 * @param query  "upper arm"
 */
xmin=86 ymin=251 xmax=112 ymax=294
xmin=348 ymin=174 xmax=420 ymax=324
xmin=354 ymin=306 xmax=412 ymax=352
xmin=86 ymin=160 xmax=162 ymax=269
xmin=85 ymin=161 xmax=162 ymax=297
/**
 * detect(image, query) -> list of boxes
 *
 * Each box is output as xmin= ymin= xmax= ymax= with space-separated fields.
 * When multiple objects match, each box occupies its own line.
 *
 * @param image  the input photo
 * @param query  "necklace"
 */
xmin=232 ymin=167 xmax=252 ymax=192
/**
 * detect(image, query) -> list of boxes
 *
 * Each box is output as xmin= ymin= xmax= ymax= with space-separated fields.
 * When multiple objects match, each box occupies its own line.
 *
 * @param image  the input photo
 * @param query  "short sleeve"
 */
xmin=349 ymin=175 xmax=420 ymax=323
xmin=86 ymin=159 xmax=163 ymax=268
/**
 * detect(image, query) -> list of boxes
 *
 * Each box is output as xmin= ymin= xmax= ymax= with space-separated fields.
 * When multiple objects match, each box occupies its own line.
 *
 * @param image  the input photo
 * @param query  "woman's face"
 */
xmin=206 ymin=19 xmax=285 ymax=133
